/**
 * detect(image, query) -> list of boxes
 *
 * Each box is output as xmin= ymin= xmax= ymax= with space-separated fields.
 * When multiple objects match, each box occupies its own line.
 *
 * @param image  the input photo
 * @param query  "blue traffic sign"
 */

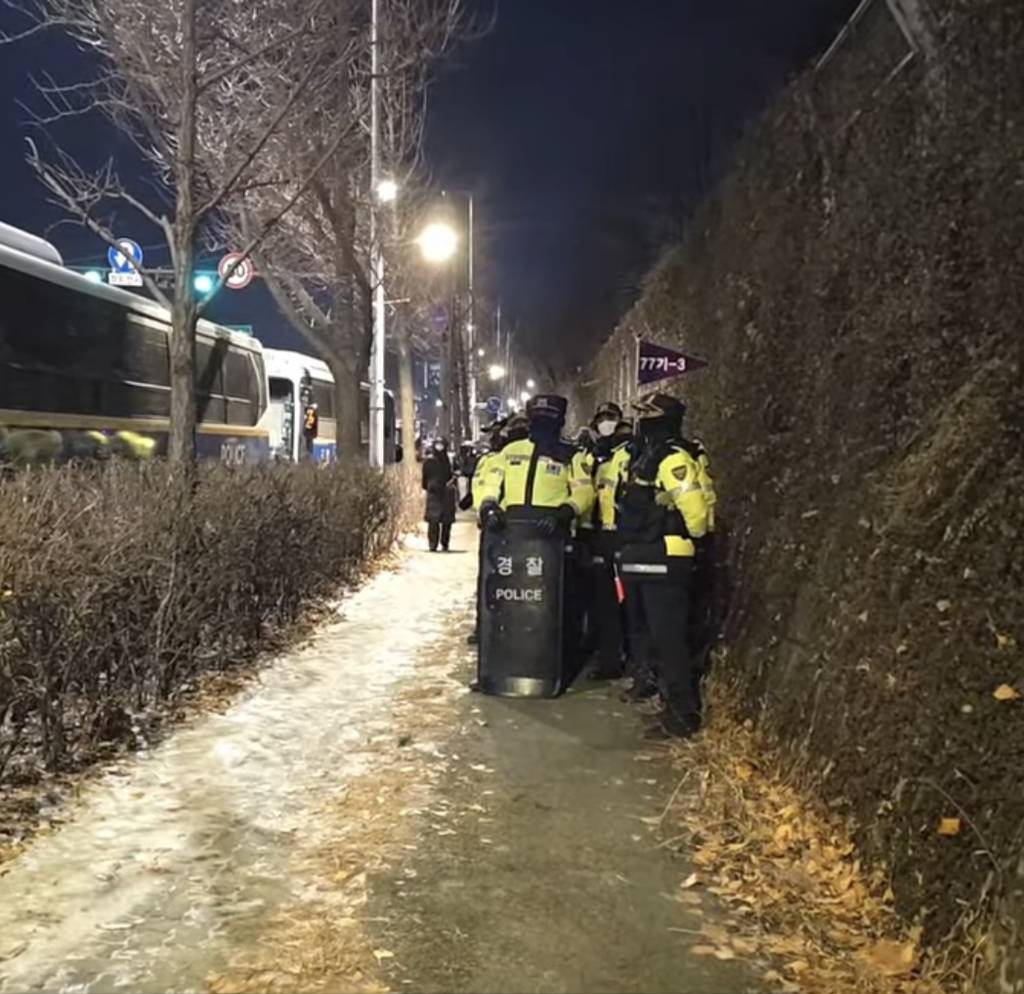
xmin=108 ymin=238 xmax=143 ymax=273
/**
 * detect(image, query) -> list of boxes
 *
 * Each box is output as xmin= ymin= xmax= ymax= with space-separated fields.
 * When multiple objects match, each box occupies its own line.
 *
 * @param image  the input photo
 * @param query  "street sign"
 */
xmin=486 ymin=395 xmax=501 ymax=416
xmin=637 ymin=340 xmax=708 ymax=386
xmin=218 ymin=252 xmax=254 ymax=290
xmin=107 ymin=238 xmax=143 ymax=287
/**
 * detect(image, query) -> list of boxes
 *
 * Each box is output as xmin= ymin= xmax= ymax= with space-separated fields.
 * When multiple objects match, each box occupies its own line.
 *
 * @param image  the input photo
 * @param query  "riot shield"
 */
xmin=478 ymin=512 xmax=570 ymax=698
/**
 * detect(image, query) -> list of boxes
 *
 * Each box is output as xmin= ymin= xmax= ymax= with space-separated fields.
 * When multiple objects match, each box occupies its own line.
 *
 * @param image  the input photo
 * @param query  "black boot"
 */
xmin=621 ymin=678 xmax=658 ymax=703
xmin=643 ymin=710 xmax=701 ymax=741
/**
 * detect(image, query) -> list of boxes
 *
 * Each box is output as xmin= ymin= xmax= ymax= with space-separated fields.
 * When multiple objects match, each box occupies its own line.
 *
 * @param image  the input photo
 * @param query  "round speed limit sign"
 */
xmin=218 ymin=252 xmax=254 ymax=291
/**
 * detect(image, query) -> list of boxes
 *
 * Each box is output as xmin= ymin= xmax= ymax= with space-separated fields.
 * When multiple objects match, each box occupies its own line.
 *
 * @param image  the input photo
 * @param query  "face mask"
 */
xmin=596 ymin=419 xmax=617 ymax=438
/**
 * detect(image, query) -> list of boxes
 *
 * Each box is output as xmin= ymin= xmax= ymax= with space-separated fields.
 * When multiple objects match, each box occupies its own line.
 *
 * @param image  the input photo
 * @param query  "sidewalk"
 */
xmin=0 ymin=523 xmax=760 ymax=993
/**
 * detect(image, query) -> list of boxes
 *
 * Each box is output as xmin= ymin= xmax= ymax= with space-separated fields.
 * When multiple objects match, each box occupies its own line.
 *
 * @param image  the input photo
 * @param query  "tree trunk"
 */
xmin=396 ymin=321 xmax=417 ymax=475
xmin=168 ymin=289 xmax=198 ymax=466
xmin=327 ymin=348 xmax=363 ymax=463
xmin=168 ymin=0 xmax=199 ymax=470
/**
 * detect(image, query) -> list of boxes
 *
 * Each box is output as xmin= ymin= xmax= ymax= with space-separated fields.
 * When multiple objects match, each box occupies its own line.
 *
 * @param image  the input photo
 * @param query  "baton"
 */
xmin=613 ymin=560 xmax=626 ymax=605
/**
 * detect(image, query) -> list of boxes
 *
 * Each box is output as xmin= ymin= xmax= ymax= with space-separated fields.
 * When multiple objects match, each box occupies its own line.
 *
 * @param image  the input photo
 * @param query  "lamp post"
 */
xmin=419 ymin=192 xmax=476 ymax=438
xmin=367 ymin=0 xmax=385 ymax=468
xmin=416 ymin=219 xmax=459 ymax=439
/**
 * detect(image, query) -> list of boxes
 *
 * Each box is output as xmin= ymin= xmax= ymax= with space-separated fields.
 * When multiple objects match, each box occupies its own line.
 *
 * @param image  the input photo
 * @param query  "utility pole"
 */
xmin=466 ymin=195 xmax=476 ymax=439
xmin=368 ymin=0 xmax=386 ymax=469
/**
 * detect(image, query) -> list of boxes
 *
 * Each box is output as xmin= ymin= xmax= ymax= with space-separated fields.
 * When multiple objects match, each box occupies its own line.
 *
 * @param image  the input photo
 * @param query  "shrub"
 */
xmin=0 ymin=461 xmax=402 ymax=787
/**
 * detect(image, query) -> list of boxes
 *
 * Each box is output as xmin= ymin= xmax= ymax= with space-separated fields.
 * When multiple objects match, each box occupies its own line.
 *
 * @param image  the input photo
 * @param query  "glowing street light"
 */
xmin=435 ymin=398 xmax=444 ymax=408
xmin=193 ymin=273 xmax=214 ymax=294
xmin=377 ymin=179 xmax=398 ymax=203
xmin=488 ymin=364 xmax=507 ymax=382
xmin=477 ymin=347 xmax=486 ymax=357
xmin=520 ymin=390 xmax=531 ymax=404
xmin=526 ymin=378 xmax=536 ymax=390
xmin=417 ymin=222 xmax=458 ymax=264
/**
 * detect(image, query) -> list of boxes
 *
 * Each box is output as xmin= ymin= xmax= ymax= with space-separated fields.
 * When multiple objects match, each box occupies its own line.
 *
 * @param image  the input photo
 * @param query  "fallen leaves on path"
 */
xmin=657 ymin=684 xmax=954 ymax=994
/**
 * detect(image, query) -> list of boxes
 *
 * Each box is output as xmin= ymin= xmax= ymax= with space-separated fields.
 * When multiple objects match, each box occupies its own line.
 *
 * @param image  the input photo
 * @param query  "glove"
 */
xmin=458 ymin=493 xmax=473 ymax=512
xmin=480 ymin=504 xmax=506 ymax=531
xmin=536 ymin=503 xmax=575 ymax=537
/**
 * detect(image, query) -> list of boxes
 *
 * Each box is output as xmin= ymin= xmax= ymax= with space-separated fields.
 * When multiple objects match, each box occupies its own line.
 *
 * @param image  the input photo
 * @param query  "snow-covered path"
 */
xmin=0 ymin=529 xmax=476 ymax=993
xmin=0 ymin=523 xmax=757 ymax=994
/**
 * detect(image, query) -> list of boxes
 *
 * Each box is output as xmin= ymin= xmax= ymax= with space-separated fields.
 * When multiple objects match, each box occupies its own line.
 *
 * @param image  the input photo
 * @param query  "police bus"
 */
xmin=264 ymin=348 xmax=398 ymax=464
xmin=0 ymin=222 xmax=271 ymax=463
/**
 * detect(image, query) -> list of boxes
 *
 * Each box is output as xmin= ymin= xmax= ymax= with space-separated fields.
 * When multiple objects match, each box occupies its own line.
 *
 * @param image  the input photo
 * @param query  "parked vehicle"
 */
xmin=263 ymin=349 xmax=398 ymax=464
xmin=0 ymin=223 xmax=270 ymax=464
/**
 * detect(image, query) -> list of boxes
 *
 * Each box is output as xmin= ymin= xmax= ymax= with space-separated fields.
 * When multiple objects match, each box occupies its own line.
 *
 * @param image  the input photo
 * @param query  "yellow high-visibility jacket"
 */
xmin=478 ymin=438 xmax=594 ymax=518
xmin=620 ymin=443 xmax=709 ymax=558
xmin=596 ymin=442 xmax=632 ymax=531
xmin=471 ymin=450 xmax=502 ymax=511
xmin=692 ymin=438 xmax=717 ymax=533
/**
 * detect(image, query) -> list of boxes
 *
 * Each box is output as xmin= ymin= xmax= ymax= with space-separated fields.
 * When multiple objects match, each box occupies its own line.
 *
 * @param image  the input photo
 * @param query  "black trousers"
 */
xmin=621 ymin=555 xmax=699 ymax=719
xmin=428 ymin=521 xmax=452 ymax=551
xmin=580 ymin=532 xmax=626 ymax=676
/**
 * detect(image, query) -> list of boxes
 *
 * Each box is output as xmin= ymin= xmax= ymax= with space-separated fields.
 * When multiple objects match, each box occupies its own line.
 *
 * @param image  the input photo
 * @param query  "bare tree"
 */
xmin=4 ymin=0 xmax=350 ymax=467
xmin=225 ymin=0 xmax=467 ymax=461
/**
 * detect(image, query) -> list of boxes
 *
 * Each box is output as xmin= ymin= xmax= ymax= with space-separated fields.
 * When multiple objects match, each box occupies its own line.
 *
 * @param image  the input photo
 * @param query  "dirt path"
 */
xmin=0 ymin=523 xmax=761 ymax=994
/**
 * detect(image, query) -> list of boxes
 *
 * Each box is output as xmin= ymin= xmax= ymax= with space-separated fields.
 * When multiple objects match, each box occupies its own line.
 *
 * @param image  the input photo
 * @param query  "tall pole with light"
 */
xmin=368 ymin=0 xmax=386 ymax=469
xmin=465 ymin=194 xmax=476 ymax=439
xmin=416 ymin=218 xmax=459 ymax=436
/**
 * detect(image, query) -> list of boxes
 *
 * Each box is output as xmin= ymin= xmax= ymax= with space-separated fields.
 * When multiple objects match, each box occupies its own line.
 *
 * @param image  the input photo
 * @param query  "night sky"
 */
xmin=0 ymin=0 xmax=857 ymax=364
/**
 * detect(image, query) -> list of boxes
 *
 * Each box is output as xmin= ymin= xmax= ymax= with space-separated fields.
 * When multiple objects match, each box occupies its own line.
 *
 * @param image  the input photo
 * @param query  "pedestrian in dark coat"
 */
xmin=422 ymin=437 xmax=457 ymax=551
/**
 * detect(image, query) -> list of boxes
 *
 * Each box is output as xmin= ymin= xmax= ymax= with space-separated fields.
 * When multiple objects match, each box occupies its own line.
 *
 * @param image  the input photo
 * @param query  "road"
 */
xmin=0 ymin=523 xmax=760 ymax=994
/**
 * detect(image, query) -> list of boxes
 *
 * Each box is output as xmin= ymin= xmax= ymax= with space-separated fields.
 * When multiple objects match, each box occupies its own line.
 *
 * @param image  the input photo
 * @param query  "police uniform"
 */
xmin=687 ymin=437 xmax=720 ymax=675
xmin=616 ymin=393 xmax=710 ymax=739
xmin=578 ymin=404 xmax=633 ymax=677
xmin=477 ymin=397 xmax=594 ymax=525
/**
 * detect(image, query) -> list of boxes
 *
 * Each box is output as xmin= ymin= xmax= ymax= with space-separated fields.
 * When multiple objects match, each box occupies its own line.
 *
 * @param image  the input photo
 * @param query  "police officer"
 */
xmin=464 ymin=416 xmax=510 ymax=648
xmin=687 ymin=435 xmax=719 ymax=690
xmin=577 ymin=402 xmax=626 ymax=676
xmin=477 ymin=396 xmax=594 ymax=677
xmin=477 ymin=395 xmax=593 ymax=532
xmin=616 ymin=393 xmax=710 ymax=740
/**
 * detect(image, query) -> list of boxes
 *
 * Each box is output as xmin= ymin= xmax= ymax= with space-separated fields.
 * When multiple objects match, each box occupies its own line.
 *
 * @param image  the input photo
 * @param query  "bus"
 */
xmin=263 ymin=348 xmax=398 ymax=464
xmin=0 ymin=222 xmax=271 ymax=464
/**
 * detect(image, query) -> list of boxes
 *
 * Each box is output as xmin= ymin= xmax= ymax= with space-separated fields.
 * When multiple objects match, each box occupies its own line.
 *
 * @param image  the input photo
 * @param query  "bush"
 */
xmin=0 ymin=462 xmax=402 ymax=787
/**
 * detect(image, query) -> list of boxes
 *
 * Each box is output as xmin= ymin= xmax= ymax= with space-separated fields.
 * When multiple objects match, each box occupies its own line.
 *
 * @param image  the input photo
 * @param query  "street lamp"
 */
xmin=520 ymin=390 xmax=531 ymax=404
xmin=477 ymin=347 xmax=486 ymax=357
xmin=377 ymin=178 xmax=398 ymax=203
xmin=526 ymin=378 xmax=536 ymax=390
xmin=417 ymin=222 xmax=458 ymax=264
xmin=488 ymin=364 xmax=506 ymax=382
xmin=193 ymin=273 xmax=214 ymax=295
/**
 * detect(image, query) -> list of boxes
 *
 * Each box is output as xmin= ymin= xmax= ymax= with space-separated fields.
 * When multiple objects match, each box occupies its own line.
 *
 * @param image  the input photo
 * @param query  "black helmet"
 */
xmin=593 ymin=401 xmax=623 ymax=424
xmin=613 ymin=418 xmax=634 ymax=441
xmin=526 ymin=394 xmax=568 ymax=422
xmin=505 ymin=412 xmax=530 ymax=441
xmin=633 ymin=392 xmax=687 ymax=423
